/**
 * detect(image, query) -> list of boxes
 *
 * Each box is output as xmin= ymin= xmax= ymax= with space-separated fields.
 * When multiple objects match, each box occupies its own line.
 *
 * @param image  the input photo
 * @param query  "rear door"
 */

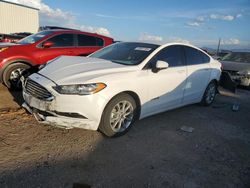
xmin=35 ymin=33 xmax=75 ymax=64
xmin=182 ymin=46 xmax=211 ymax=103
xmin=143 ymin=45 xmax=187 ymax=116
xmin=74 ymin=34 xmax=104 ymax=56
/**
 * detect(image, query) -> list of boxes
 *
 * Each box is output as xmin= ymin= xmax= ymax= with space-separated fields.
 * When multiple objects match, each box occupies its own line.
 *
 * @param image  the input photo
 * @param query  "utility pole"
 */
xmin=216 ymin=38 xmax=221 ymax=56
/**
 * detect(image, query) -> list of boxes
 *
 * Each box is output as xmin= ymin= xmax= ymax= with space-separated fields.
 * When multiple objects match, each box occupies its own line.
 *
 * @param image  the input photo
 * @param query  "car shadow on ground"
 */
xmin=0 ymin=89 xmax=250 ymax=188
xmin=8 ymin=89 xmax=24 ymax=106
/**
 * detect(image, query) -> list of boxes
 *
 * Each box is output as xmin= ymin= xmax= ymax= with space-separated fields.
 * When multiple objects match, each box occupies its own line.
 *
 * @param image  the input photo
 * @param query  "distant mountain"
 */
xmin=230 ymin=49 xmax=250 ymax=52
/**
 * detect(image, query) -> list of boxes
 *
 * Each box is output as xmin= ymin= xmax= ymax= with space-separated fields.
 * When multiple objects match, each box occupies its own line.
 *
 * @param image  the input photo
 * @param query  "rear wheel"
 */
xmin=200 ymin=81 xmax=217 ymax=106
xmin=3 ymin=63 xmax=31 ymax=90
xmin=99 ymin=93 xmax=137 ymax=137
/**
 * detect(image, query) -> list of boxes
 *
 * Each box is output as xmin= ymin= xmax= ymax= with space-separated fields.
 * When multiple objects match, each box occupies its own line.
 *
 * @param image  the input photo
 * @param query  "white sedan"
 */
xmin=22 ymin=42 xmax=221 ymax=137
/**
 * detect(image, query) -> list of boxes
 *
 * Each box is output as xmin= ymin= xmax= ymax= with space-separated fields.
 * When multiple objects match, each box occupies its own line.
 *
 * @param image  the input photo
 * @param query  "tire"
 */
xmin=3 ymin=63 xmax=31 ymax=90
xmin=200 ymin=81 xmax=217 ymax=106
xmin=99 ymin=93 xmax=137 ymax=137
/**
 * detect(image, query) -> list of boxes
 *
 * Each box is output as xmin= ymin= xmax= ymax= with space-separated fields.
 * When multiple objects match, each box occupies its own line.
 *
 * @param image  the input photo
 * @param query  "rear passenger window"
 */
xmin=202 ymin=53 xmax=210 ymax=63
xmin=48 ymin=34 xmax=74 ymax=47
xmin=150 ymin=45 xmax=185 ymax=67
xmin=96 ymin=37 xmax=104 ymax=46
xmin=184 ymin=46 xmax=210 ymax=65
xmin=77 ymin=34 xmax=104 ymax=46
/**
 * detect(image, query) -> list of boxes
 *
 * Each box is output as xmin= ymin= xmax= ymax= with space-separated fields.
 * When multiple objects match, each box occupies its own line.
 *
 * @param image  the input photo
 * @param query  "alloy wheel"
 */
xmin=109 ymin=100 xmax=134 ymax=132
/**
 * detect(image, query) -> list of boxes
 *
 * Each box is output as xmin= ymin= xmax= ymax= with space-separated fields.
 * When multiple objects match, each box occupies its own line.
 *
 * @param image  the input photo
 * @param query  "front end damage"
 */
xmin=227 ymin=70 xmax=250 ymax=86
xmin=21 ymin=74 xmax=100 ymax=130
xmin=220 ymin=70 xmax=250 ymax=92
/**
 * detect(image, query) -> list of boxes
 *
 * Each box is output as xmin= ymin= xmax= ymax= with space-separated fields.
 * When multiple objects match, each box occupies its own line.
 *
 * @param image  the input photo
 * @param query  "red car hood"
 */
xmin=0 ymin=42 xmax=19 ymax=48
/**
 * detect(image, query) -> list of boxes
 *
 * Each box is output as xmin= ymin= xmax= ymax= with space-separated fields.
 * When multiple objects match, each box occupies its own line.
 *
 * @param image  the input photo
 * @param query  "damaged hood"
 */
xmin=39 ymin=56 xmax=137 ymax=85
xmin=221 ymin=60 xmax=250 ymax=72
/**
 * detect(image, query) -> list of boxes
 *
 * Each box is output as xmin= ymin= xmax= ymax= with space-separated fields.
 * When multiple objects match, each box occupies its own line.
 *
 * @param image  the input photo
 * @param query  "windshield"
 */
xmin=221 ymin=52 xmax=250 ymax=63
xmin=89 ymin=42 xmax=159 ymax=65
xmin=18 ymin=31 xmax=54 ymax=45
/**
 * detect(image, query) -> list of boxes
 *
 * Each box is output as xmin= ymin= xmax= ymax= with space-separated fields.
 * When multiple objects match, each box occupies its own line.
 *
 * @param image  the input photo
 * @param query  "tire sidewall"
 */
xmin=3 ymin=63 xmax=31 ymax=89
xmin=201 ymin=81 xmax=217 ymax=106
xmin=99 ymin=93 xmax=137 ymax=137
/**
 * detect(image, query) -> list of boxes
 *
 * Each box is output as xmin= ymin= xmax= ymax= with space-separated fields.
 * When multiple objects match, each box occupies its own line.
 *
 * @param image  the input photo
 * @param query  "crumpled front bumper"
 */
xmin=230 ymin=74 xmax=250 ymax=86
xmin=22 ymin=99 xmax=97 ymax=130
xmin=220 ymin=71 xmax=250 ymax=92
xmin=21 ymin=74 xmax=104 ymax=130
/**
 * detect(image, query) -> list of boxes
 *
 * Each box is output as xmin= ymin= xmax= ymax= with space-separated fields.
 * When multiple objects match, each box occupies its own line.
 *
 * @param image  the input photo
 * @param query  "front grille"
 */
xmin=25 ymin=79 xmax=53 ymax=100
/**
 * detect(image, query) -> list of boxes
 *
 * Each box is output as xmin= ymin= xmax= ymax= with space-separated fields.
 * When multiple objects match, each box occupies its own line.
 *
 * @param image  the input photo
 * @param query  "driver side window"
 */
xmin=149 ymin=45 xmax=185 ymax=68
xmin=46 ymin=34 xmax=74 ymax=47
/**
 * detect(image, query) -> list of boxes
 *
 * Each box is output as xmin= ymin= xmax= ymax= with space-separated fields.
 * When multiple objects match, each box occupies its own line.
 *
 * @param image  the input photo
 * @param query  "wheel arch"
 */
xmin=1 ymin=59 xmax=34 ymax=79
xmin=210 ymin=79 xmax=219 ymax=93
xmin=1 ymin=59 xmax=34 ymax=86
xmin=98 ymin=90 xmax=142 ymax=136
xmin=123 ymin=90 xmax=141 ymax=120
xmin=102 ymin=90 xmax=142 ymax=122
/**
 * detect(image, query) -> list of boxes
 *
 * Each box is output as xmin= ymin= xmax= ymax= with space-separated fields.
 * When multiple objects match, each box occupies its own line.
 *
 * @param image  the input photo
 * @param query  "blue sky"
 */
xmin=9 ymin=0 xmax=250 ymax=49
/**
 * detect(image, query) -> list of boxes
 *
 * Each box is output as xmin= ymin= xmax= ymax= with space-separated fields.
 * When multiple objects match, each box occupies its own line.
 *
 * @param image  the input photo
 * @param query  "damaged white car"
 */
xmin=22 ymin=42 xmax=221 ymax=137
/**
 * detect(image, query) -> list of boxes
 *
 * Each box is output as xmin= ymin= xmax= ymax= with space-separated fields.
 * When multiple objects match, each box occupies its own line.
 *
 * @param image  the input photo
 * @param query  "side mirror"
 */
xmin=152 ymin=60 xmax=169 ymax=73
xmin=42 ymin=41 xmax=54 ymax=48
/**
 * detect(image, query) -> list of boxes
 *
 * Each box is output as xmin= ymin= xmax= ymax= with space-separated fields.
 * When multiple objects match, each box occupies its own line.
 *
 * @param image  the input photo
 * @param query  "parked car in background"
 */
xmin=212 ymin=51 xmax=232 ymax=61
xmin=0 ymin=32 xmax=32 ymax=43
xmin=220 ymin=52 xmax=250 ymax=87
xmin=22 ymin=42 xmax=221 ymax=137
xmin=0 ymin=30 xmax=114 ymax=89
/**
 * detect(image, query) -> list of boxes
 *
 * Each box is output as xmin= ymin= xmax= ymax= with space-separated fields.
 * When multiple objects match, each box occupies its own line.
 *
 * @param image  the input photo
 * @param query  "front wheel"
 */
xmin=3 ymin=63 xmax=31 ymax=90
xmin=200 ymin=81 xmax=217 ymax=106
xmin=99 ymin=93 xmax=137 ymax=137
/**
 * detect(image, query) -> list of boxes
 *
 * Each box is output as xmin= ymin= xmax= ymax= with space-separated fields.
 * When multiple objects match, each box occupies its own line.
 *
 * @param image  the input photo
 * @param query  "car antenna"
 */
xmin=216 ymin=38 xmax=221 ymax=56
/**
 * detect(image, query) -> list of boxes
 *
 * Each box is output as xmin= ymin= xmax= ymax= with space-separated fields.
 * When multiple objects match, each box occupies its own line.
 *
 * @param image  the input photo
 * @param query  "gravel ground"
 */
xmin=0 ymin=84 xmax=250 ymax=188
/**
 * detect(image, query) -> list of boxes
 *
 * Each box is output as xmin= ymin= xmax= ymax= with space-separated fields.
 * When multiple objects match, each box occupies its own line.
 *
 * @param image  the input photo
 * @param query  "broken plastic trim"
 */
xmin=53 ymin=111 xmax=87 ymax=119
xmin=22 ymin=102 xmax=87 ymax=119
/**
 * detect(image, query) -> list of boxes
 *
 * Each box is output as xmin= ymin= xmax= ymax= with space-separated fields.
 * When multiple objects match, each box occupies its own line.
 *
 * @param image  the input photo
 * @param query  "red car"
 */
xmin=0 ymin=30 xmax=114 ymax=89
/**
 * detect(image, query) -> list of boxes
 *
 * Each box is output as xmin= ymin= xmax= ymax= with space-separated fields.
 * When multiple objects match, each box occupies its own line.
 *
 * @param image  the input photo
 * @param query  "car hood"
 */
xmin=221 ymin=60 xmax=250 ymax=72
xmin=39 ymin=56 xmax=137 ymax=85
xmin=0 ymin=42 xmax=19 ymax=48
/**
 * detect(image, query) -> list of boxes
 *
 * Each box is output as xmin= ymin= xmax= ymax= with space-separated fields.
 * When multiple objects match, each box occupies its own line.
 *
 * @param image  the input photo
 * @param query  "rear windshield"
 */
xmin=18 ymin=31 xmax=54 ymax=45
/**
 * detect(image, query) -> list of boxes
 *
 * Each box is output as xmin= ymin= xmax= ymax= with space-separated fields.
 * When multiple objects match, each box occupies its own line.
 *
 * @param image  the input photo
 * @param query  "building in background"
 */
xmin=0 ymin=0 xmax=39 ymax=34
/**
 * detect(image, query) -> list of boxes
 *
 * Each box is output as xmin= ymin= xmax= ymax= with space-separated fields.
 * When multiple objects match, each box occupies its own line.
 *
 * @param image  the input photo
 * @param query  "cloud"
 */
xmin=236 ymin=14 xmax=242 ymax=18
xmin=187 ymin=12 xmax=242 ymax=28
xmin=139 ymin=33 xmax=163 ymax=43
xmin=196 ymin=16 xmax=205 ymax=22
xmin=209 ymin=14 xmax=235 ymax=21
xmin=222 ymin=38 xmax=240 ymax=45
xmin=167 ymin=37 xmax=190 ymax=44
xmin=5 ymin=0 xmax=111 ymax=36
xmin=186 ymin=22 xmax=201 ymax=27
xmin=186 ymin=15 xmax=205 ymax=27
xmin=138 ymin=34 xmax=190 ymax=45
xmin=79 ymin=26 xmax=110 ymax=36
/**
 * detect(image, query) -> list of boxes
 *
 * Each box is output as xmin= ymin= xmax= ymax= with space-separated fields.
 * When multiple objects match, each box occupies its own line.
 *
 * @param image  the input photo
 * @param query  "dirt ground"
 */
xmin=0 ymin=84 xmax=250 ymax=188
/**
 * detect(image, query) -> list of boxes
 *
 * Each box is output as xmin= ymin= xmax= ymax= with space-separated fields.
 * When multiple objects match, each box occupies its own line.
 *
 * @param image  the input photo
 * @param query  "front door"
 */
xmin=143 ymin=45 xmax=187 ymax=117
xmin=35 ymin=34 xmax=76 ymax=64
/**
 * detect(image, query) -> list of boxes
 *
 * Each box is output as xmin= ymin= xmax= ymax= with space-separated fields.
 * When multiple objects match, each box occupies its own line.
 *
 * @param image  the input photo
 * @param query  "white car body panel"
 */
xmin=22 ymin=43 xmax=221 ymax=131
xmin=182 ymin=63 xmax=211 ymax=103
xmin=142 ymin=66 xmax=187 ymax=118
